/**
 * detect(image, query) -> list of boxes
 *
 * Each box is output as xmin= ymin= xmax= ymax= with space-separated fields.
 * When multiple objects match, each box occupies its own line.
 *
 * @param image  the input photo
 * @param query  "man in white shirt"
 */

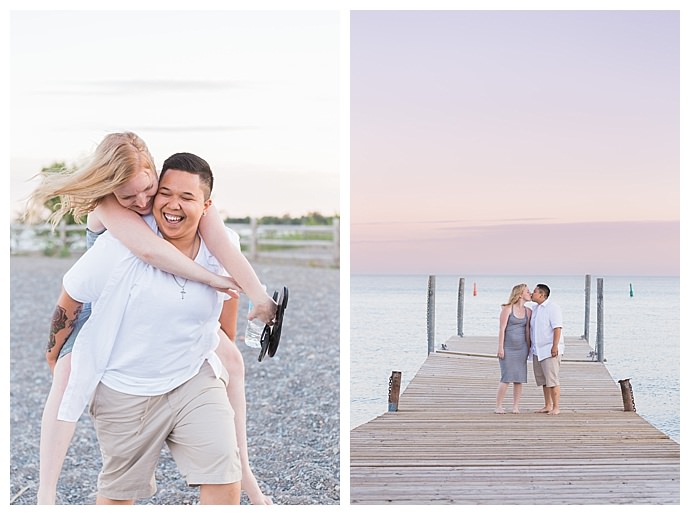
xmin=55 ymin=153 xmax=242 ymax=504
xmin=529 ymin=283 xmax=564 ymax=415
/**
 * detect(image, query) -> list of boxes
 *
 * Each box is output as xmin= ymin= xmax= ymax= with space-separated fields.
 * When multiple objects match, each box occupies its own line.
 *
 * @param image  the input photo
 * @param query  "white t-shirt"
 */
xmin=529 ymin=297 xmax=565 ymax=361
xmin=60 ymin=215 xmax=239 ymax=418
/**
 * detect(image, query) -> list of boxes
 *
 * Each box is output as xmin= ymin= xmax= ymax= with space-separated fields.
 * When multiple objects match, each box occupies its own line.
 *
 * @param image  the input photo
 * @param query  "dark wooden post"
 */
xmin=582 ymin=274 xmax=591 ymax=341
xmin=427 ymin=275 xmax=436 ymax=355
xmin=618 ymin=378 xmax=636 ymax=411
xmin=596 ymin=278 xmax=604 ymax=362
xmin=457 ymin=278 xmax=465 ymax=337
xmin=388 ymin=371 xmax=402 ymax=412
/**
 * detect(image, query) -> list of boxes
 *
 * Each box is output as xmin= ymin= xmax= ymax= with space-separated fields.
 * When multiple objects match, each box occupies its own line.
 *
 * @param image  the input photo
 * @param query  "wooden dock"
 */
xmin=350 ymin=335 xmax=680 ymax=504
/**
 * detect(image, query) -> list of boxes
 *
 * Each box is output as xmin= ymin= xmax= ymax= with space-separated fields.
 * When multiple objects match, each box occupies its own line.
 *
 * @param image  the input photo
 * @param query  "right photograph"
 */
xmin=349 ymin=10 xmax=679 ymax=505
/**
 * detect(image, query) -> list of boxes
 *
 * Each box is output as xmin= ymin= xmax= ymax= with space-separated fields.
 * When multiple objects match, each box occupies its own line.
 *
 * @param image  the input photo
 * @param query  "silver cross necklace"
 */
xmin=171 ymin=234 xmax=200 ymax=300
xmin=172 ymin=275 xmax=189 ymax=300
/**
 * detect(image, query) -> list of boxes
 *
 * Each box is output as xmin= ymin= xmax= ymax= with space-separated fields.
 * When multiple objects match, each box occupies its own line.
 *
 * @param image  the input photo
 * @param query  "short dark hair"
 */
xmin=160 ymin=152 xmax=213 ymax=199
xmin=536 ymin=283 xmax=550 ymax=298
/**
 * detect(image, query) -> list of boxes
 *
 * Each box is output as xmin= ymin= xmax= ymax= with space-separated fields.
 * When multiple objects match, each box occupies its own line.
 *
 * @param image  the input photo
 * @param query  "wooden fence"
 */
xmin=10 ymin=218 xmax=340 ymax=266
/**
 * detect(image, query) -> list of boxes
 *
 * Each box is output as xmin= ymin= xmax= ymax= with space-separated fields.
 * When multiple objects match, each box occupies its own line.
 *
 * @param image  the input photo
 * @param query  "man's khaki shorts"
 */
xmin=90 ymin=362 xmax=241 ymax=501
xmin=532 ymin=355 xmax=561 ymax=387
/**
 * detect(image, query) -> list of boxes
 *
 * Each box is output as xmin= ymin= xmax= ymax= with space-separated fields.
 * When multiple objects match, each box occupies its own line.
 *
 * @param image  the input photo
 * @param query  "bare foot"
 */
xmin=547 ymin=409 xmax=560 ymax=415
xmin=512 ymin=408 xmax=520 ymax=414
xmin=534 ymin=407 xmax=551 ymax=413
xmin=242 ymin=471 xmax=273 ymax=505
xmin=494 ymin=407 xmax=506 ymax=414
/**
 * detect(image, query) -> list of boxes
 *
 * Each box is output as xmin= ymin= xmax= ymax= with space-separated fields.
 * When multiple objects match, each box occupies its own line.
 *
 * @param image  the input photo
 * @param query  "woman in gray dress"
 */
xmin=495 ymin=283 xmax=532 ymax=413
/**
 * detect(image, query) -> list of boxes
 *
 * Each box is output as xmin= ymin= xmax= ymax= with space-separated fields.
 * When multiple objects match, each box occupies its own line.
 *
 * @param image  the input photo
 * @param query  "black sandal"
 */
xmin=258 ymin=286 xmax=288 ymax=362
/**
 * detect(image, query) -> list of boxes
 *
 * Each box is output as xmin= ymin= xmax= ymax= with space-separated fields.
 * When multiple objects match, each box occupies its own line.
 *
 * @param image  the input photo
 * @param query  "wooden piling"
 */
xmin=457 ymin=277 xmax=465 ymax=337
xmin=582 ymin=274 xmax=591 ymax=341
xmin=426 ymin=275 xmax=435 ymax=355
xmin=388 ymin=371 xmax=402 ymax=412
xmin=596 ymin=277 xmax=604 ymax=362
xmin=618 ymin=378 xmax=636 ymax=412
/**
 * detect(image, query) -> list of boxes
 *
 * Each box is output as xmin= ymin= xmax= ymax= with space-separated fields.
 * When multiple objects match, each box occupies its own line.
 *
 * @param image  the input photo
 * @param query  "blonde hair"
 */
xmin=502 ymin=283 xmax=528 ymax=307
xmin=26 ymin=132 xmax=156 ymax=225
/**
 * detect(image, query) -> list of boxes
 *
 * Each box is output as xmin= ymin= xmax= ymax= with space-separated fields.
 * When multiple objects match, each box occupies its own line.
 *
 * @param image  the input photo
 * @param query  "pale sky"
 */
xmin=5 ymin=3 xmax=685 ymax=278
xmin=9 ymin=9 xmax=340 ymax=220
xmin=351 ymin=9 xmax=681 ymax=276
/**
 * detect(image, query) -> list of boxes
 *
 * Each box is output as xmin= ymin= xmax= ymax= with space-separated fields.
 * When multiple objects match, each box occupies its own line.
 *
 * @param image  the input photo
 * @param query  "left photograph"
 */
xmin=9 ymin=10 xmax=340 ymax=506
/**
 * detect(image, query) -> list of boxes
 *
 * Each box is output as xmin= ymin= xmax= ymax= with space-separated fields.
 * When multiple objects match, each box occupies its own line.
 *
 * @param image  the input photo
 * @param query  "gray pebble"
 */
xmin=10 ymin=255 xmax=340 ymax=505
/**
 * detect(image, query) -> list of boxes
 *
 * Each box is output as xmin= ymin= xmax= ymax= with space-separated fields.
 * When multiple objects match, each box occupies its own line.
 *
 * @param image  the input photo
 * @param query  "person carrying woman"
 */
xmin=27 ymin=132 xmax=274 ymax=504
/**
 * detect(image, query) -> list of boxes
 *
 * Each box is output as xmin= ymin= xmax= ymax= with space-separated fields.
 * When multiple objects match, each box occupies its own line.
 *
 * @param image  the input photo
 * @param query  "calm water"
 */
xmin=350 ymin=274 xmax=680 ymax=443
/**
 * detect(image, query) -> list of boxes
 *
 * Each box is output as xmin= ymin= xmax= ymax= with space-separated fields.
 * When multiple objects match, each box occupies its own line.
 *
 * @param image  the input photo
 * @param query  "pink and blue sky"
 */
xmin=350 ymin=10 xmax=680 ymax=276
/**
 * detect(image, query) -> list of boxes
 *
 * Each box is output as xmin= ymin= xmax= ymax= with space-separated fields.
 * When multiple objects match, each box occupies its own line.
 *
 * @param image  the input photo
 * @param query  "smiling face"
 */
xmin=112 ymin=168 xmax=158 ymax=215
xmin=153 ymin=169 xmax=211 ymax=247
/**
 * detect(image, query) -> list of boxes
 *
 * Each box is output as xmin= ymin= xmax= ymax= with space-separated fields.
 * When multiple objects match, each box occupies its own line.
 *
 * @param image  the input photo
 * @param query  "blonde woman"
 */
xmin=495 ymin=283 xmax=532 ymax=414
xmin=29 ymin=132 xmax=274 ymax=504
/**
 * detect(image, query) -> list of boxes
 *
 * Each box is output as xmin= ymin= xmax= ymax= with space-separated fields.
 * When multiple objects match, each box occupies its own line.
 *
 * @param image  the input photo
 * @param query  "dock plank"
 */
xmin=350 ymin=336 xmax=680 ymax=504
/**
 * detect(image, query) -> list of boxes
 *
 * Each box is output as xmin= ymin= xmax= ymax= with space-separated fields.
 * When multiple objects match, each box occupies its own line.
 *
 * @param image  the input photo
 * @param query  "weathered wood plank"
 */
xmin=350 ymin=335 xmax=680 ymax=505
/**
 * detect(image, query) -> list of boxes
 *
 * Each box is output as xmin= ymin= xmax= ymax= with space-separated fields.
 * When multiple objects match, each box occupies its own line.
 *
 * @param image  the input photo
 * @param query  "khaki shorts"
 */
xmin=89 ymin=362 xmax=241 ymax=501
xmin=533 ymin=355 xmax=561 ymax=387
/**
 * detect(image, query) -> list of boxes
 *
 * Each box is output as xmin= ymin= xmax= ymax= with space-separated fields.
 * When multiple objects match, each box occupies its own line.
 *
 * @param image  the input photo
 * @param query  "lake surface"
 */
xmin=350 ymin=274 xmax=680 ymax=443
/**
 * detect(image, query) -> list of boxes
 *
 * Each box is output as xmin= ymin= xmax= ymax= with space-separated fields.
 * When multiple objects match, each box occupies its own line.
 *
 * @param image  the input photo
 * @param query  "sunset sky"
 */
xmin=350 ymin=10 xmax=680 ymax=276
xmin=9 ymin=9 xmax=340 ymax=220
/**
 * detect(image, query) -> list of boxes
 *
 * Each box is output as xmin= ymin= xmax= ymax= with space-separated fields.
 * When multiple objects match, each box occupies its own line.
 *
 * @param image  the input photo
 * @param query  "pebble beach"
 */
xmin=9 ymin=255 xmax=340 ymax=505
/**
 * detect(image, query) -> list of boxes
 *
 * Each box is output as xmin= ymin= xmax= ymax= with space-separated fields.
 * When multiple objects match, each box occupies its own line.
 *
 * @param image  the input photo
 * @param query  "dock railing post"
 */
xmin=457 ymin=278 xmax=465 ymax=337
xmin=427 ymin=275 xmax=436 ymax=355
xmin=388 ymin=371 xmax=402 ymax=412
xmin=582 ymin=274 xmax=591 ymax=341
xmin=596 ymin=277 xmax=604 ymax=362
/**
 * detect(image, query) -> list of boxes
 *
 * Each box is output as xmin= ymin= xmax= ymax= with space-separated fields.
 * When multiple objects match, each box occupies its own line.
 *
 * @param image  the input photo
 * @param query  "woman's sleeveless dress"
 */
xmin=499 ymin=308 xmax=529 ymax=383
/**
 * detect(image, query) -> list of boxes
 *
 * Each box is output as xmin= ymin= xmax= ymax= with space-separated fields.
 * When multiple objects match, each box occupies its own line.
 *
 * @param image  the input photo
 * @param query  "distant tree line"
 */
xmin=21 ymin=161 xmax=339 ymax=226
xmin=224 ymin=212 xmax=339 ymax=226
